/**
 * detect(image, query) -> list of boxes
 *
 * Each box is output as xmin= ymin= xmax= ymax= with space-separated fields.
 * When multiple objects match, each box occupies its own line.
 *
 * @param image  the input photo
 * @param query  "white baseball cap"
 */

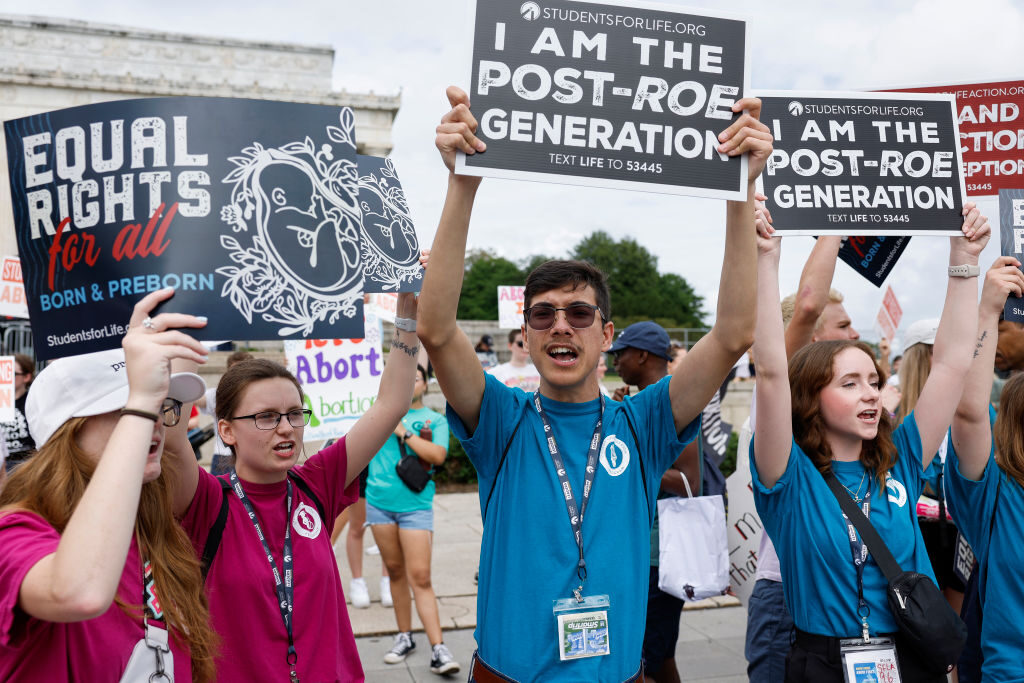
xmin=26 ymin=348 xmax=206 ymax=446
xmin=903 ymin=318 xmax=940 ymax=350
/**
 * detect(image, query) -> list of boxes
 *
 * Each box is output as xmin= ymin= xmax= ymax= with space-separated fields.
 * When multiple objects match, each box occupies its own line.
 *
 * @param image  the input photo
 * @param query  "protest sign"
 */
xmin=836 ymin=235 xmax=910 ymax=287
xmin=285 ymin=312 xmax=384 ymax=441
xmin=882 ymin=285 xmax=902 ymax=329
xmin=5 ymin=97 xmax=368 ymax=359
xmin=0 ymin=257 xmax=29 ymax=319
xmin=366 ymin=292 xmax=398 ymax=323
xmin=726 ymin=418 xmax=761 ymax=604
xmin=457 ymin=0 xmax=750 ymax=199
xmin=498 ymin=285 xmax=525 ymax=329
xmin=876 ymin=307 xmax=896 ymax=341
xmin=1000 ymin=188 xmax=1024 ymax=323
xmin=759 ymin=91 xmax=967 ymax=236
xmin=887 ymin=80 xmax=1024 ymax=198
xmin=0 ymin=357 xmax=15 ymax=422
xmin=357 ymin=156 xmax=423 ymax=293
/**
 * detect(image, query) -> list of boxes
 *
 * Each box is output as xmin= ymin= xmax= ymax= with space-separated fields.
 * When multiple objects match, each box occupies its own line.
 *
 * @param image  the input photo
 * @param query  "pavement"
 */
xmin=336 ymin=492 xmax=749 ymax=682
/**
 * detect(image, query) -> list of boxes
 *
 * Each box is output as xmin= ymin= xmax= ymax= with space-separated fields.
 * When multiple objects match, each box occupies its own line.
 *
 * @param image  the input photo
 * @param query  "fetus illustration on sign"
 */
xmin=357 ymin=155 xmax=423 ymax=292
xmin=217 ymin=108 xmax=363 ymax=335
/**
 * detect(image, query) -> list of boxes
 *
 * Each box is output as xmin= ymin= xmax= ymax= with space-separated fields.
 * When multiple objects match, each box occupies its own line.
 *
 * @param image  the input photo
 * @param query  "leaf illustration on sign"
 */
xmin=217 ymin=108 xmax=363 ymax=335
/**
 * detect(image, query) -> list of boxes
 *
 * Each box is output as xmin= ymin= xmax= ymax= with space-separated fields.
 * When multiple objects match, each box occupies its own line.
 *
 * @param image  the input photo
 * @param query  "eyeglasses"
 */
xmin=229 ymin=409 xmax=312 ymax=430
xmin=161 ymin=399 xmax=183 ymax=428
xmin=524 ymin=303 xmax=602 ymax=331
xmin=514 ymin=340 xmax=524 ymax=348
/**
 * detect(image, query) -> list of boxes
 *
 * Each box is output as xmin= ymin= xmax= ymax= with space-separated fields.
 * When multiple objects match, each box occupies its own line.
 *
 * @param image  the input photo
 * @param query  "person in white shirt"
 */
xmin=487 ymin=330 xmax=541 ymax=393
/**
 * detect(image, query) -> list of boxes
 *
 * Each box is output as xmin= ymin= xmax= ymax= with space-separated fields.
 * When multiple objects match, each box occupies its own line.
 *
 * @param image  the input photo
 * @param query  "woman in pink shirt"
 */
xmin=177 ymin=292 xmax=421 ymax=682
xmin=0 ymin=289 xmax=217 ymax=681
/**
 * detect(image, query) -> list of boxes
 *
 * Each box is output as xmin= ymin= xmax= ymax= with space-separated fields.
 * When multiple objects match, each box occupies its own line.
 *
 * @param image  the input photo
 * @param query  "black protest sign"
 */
xmin=457 ymin=0 xmax=749 ymax=199
xmin=759 ymin=92 xmax=967 ymax=236
xmin=357 ymin=156 xmax=423 ymax=293
xmin=836 ymin=235 xmax=911 ymax=287
xmin=999 ymin=188 xmax=1024 ymax=323
xmin=5 ymin=97 xmax=366 ymax=359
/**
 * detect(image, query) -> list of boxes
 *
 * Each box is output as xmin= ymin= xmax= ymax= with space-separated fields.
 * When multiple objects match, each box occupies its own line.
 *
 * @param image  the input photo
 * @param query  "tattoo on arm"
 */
xmin=974 ymin=330 xmax=987 ymax=359
xmin=392 ymin=335 xmax=420 ymax=358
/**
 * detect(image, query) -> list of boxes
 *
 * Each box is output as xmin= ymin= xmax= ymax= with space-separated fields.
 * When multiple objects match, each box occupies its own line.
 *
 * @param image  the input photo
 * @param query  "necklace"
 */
xmin=840 ymin=469 xmax=868 ymax=503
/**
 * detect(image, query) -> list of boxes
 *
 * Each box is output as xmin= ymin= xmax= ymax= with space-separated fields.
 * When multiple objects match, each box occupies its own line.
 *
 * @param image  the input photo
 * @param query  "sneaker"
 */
xmin=366 ymin=544 xmax=380 ymax=555
xmin=380 ymin=577 xmax=393 ymax=607
xmin=349 ymin=578 xmax=370 ymax=609
xmin=383 ymin=631 xmax=415 ymax=664
xmin=430 ymin=643 xmax=460 ymax=675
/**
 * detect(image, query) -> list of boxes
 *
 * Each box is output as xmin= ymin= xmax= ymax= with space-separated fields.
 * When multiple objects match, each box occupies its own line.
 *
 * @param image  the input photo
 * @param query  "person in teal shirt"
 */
xmin=366 ymin=364 xmax=459 ymax=676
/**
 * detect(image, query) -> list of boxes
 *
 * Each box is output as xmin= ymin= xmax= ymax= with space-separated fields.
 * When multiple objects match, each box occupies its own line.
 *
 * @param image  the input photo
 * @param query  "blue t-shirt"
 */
xmin=944 ymin=436 xmax=1024 ymax=681
xmin=448 ymin=374 xmax=697 ymax=682
xmin=751 ymin=412 xmax=935 ymax=636
xmin=366 ymin=406 xmax=448 ymax=513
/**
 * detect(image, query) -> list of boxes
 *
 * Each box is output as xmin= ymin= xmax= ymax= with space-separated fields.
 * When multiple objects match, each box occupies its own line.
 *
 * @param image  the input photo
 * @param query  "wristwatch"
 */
xmin=948 ymin=264 xmax=980 ymax=278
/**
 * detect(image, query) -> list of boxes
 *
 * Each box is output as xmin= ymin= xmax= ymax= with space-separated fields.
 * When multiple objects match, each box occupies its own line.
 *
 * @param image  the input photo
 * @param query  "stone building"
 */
xmin=0 ymin=13 xmax=401 ymax=258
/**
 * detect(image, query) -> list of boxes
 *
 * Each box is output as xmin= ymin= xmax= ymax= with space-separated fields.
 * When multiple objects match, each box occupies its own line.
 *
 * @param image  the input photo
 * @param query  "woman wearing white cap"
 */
xmin=0 ymin=288 xmax=217 ymax=682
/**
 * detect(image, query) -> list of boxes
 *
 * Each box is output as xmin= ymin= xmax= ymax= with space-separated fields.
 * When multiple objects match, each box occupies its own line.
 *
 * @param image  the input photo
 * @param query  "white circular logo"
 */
xmin=599 ymin=435 xmax=630 ymax=477
xmin=291 ymin=502 xmax=323 ymax=539
xmin=885 ymin=474 xmax=907 ymax=508
xmin=521 ymin=2 xmax=541 ymax=20
xmin=788 ymin=101 xmax=804 ymax=116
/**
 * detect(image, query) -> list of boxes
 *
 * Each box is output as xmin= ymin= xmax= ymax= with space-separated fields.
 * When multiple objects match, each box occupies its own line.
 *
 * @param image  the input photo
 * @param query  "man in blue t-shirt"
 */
xmin=417 ymin=86 xmax=772 ymax=682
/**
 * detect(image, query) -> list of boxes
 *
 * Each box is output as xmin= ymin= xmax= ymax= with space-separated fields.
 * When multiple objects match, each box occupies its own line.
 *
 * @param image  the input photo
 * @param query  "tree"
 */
xmin=457 ymin=249 xmax=525 ymax=320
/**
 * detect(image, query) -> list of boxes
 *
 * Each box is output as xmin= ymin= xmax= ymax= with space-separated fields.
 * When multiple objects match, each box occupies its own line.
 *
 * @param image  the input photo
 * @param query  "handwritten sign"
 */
xmin=0 ymin=257 xmax=28 ymax=319
xmin=726 ymin=419 xmax=761 ymax=604
xmin=0 ymin=357 xmax=15 ymax=422
xmin=498 ymin=285 xmax=525 ymax=329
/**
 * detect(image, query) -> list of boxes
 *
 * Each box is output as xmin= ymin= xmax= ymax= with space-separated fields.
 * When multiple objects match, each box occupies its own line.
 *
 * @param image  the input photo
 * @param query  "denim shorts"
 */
xmin=365 ymin=502 xmax=434 ymax=531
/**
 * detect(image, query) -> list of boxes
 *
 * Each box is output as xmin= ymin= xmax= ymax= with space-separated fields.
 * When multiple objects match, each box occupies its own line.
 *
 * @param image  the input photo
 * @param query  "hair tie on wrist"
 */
xmin=119 ymin=408 xmax=160 ymax=423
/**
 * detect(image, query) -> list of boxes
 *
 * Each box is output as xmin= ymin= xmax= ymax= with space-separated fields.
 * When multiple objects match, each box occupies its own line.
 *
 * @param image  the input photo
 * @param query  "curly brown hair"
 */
xmin=789 ymin=340 xmax=898 ymax=488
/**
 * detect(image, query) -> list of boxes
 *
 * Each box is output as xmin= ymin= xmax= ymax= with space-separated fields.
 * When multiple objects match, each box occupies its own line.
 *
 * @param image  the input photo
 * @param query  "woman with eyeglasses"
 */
xmin=0 ymin=288 xmax=217 ymax=681
xmin=366 ymin=363 xmax=459 ymax=675
xmin=175 ymin=292 xmax=421 ymax=683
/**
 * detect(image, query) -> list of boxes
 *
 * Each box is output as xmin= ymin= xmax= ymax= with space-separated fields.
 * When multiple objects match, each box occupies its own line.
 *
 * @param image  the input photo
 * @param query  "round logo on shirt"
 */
xmin=291 ymin=502 xmax=323 ymax=539
xmin=599 ymin=435 xmax=630 ymax=477
xmin=885 ymin=474 xmax=908 ymax=508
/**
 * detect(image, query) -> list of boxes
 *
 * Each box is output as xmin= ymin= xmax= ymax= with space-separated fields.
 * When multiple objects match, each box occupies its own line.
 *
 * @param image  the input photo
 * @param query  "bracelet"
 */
xmin=948 ymin=264 xmax=980 ymax=278
xmin=394 ymin=316 xmax=417 ymax=333
xmin=119 ymin=408 xmax=160 ymax=423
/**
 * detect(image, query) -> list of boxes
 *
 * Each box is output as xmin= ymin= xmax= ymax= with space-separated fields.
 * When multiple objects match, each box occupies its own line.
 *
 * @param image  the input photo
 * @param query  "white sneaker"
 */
xmin=380 ymin=577 xmax=393 ymax=607
xmin=366 ymin=544 xmax=380 ymax=555
xmin=383 ymin=631 xmax=415 ymax=664
xmin=349 ymin=577 xmax=370 ymax=609
xmin=430 ymin=643 xmax=460 ymax=675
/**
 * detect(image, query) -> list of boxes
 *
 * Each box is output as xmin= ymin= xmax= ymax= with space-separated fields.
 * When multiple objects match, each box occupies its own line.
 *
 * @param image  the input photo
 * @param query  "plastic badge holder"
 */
xmin=553 ymin=594 xmax=611 ymax=661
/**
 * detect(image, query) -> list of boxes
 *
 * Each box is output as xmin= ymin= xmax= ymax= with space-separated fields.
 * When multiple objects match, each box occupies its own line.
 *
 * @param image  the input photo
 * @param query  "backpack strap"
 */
xmin=621 ymin=409 xmax=651 ymax=528
xmin=482 ymin=420 xmax=521 ymax=524
xmin=288 ymin=470 xmax=326 ymax=523
xmin=823 ymin=471 xmax=904 ymax=581
xmin=201 ymin=478 xmax=233 ymax=580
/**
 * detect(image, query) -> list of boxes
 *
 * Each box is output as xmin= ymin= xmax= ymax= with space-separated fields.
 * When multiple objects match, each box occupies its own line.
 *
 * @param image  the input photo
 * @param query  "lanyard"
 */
xmin=533 ymin=392 xmax=604 ymax=603
xmin=140 ymin=551 xmax=171 ymax=682
xmin=230 ymin=471 xmax=299 ymax=681
xmin=841 ymin=487 xmax=873 ymax=640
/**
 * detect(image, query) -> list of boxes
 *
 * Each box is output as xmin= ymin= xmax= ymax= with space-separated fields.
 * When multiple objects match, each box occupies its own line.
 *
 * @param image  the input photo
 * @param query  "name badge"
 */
xmin=553 ymin=595 xmax=611 ymax=661
xmin=839 ymin=637 xmax=901 ymax=683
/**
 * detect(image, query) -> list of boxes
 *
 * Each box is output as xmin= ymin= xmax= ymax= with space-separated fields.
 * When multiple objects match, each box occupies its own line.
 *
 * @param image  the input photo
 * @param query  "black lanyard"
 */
xmin=841 ymin=487 xmax=873 ymax=639
xmin=533 ymin=391 xmax=604 ymax=602
xmin=230 ymin=471 xmax=299 ymax=681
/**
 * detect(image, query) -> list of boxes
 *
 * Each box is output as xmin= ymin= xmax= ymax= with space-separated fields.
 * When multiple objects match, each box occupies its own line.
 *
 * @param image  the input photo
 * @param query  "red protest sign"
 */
xmin=885 ymin=80 xmax=1024 ymax=197
xmin=882 ymin=286 xmax=903 ymax=329
xmin=877 ymin=307 xmax=896 ymax=341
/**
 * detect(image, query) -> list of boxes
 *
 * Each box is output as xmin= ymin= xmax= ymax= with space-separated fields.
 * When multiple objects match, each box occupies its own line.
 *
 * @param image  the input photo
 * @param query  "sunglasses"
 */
xmin=524 ymin=303 xmax=602 ymax=331
xmin=514 ymin=340 xmax=524 ymax=348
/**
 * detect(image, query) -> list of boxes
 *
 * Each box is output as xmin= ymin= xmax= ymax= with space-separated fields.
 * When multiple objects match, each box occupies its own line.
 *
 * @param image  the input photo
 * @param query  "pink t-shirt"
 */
xmin=0 ymin=511 xmax=191 ymax=682
xmin=182 ymin=439 xmax=361 ymax=682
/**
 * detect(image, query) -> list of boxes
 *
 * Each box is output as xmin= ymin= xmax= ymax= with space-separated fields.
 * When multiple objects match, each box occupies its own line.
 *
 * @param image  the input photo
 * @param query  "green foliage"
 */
xmin=720 ymin=431 xmax=739 ymax=479
xmin=457 ymin=250 xmax=525 ymax=320
xmin=433 ymin=432 xmax=478 ymax=485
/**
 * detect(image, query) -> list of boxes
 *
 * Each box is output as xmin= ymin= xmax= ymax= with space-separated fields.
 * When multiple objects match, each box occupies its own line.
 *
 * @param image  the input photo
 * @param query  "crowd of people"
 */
xmin=0 ymin=82 xmax=1022 ymax=683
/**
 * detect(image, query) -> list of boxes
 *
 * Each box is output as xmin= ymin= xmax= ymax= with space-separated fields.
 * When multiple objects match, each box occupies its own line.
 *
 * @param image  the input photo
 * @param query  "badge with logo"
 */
xmin=291 ymin=501 xmax=322 ymax=539
xmin=553 ymin=595 xmax=612 ymax=661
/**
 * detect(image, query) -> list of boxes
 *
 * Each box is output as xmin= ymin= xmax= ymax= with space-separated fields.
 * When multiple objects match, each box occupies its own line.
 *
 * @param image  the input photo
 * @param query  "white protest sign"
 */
xmin=366 ymin=293 xmax=398 ymax=323
xmin=285 ymin=313 xmax=384 ymax=440
xmin=498 ymin=285 xmax=525 ymax=329
xmin=0 ymin=257 xmax=28 ymax=319
xmin=725 ymin=417 xmax=763 ymax=604
xmin=0 ymin=357 xmax=16 ymax=422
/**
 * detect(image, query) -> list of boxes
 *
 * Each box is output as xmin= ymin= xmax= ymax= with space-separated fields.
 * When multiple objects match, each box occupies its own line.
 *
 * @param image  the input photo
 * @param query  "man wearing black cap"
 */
xmin=611 ymin=321 xmax=700 ymax=683
xmin=474 ymin=334 xmax=498 ymax=370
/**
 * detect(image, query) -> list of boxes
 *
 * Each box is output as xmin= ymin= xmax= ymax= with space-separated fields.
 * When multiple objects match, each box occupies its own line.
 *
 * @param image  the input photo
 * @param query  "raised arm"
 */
xmin=417 ymin=86 xmax=488 ymax=433
xmin=670 ymin=97 xmax=772 ymax=432
xmin=751 ymin=227 xmax=793 ymax=488
xmin=343 ymin=292 xmax=419 ymax=486
xmin=785 ymin=235 xmax=843 ymax=357
xmin=913 ymin=204 xmax=989 ymax=468
xmin=19 ymin=290 xmax=208 ymax=622
xmin=951 ymin=256 xmax=1024 ymax=479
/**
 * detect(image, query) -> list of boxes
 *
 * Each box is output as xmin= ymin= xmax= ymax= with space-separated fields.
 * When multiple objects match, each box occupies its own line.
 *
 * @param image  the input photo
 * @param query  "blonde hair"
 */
xmin=896 ymin=343 xmax=932 ymax=424
xmin=781 ymin=288 xmax=845 ymax=329
xmin=0 ymin=418 xmax=218 ymax=681
xmin=995 ymin=374 xmax=1024 ymax=487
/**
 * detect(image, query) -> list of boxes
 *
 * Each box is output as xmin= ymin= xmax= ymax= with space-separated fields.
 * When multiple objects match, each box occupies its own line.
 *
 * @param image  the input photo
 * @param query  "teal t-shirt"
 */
xmin=751 ymin=412 xmax=935 ymax=637
xmin=366 ymin=406 xmax=448 ymax=513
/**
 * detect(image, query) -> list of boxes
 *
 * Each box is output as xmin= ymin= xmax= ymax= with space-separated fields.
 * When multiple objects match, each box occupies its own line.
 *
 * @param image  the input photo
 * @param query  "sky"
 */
xmin=7 ymin=0 xmax=1024 ymax=351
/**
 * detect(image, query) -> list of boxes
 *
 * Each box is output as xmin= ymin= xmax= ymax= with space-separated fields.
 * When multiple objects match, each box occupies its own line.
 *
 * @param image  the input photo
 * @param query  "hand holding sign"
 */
xmin=980 ymin=256 xmax=1024 ymax=319
xmin=950 ymin=202 xmax=990 ymax=262
xmin=437 ymin=86 xmax=487 ymax=175
xmin=718 ymin=98 xmax=773 ymax=184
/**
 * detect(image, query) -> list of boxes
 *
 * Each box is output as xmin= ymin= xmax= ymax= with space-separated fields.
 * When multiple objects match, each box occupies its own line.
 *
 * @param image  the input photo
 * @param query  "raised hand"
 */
xmin=436 ymin=86 xmax=487 ymax=174
xmin=718 ymin=98 xmax=773 ymax=183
